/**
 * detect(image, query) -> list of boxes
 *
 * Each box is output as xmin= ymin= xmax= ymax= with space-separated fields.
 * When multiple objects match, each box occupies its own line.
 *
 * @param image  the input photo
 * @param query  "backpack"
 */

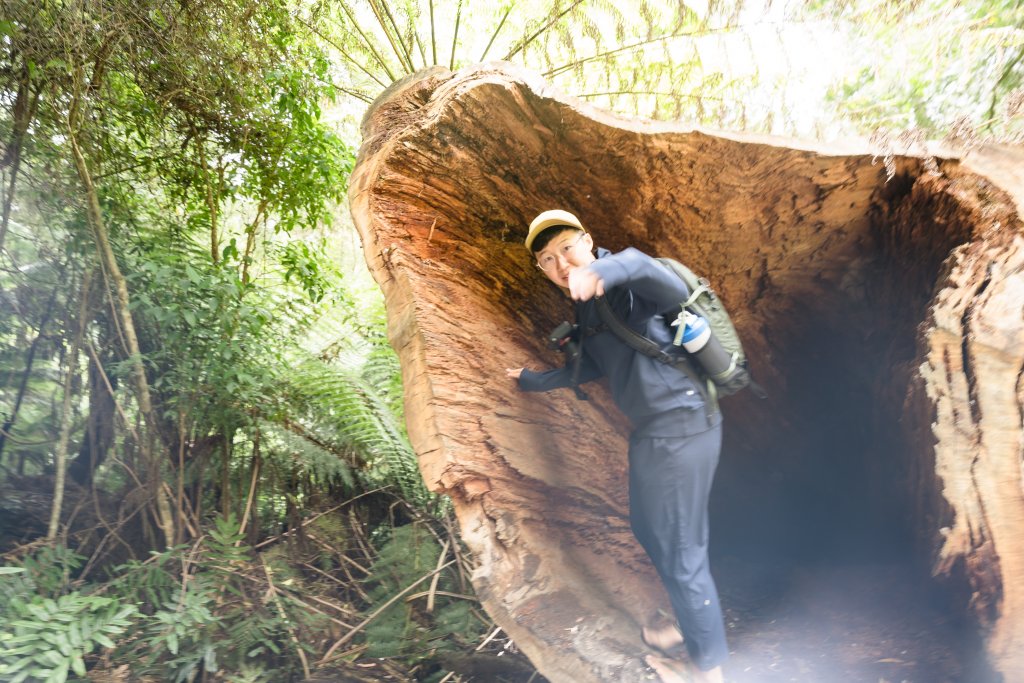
xmin=594 ymin=257 xmax=759 ymax=409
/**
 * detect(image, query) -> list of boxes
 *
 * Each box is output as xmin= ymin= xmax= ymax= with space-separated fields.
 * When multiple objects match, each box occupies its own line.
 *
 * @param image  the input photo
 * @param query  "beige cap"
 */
xmin=525 ymin=209 xmax=584 ymax=251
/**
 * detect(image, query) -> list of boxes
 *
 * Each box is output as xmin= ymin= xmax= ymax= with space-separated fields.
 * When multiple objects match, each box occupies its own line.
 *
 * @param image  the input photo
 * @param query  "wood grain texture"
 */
xmin=349 ymin=63 xmax=1024 ymax=681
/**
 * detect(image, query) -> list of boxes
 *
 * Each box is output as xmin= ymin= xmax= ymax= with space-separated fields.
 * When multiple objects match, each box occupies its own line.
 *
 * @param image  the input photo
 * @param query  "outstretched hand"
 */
xmin=505 ymin=367 xmax=523 ymax=380
xmin=568 ymin=268 xmax=604 ymax=301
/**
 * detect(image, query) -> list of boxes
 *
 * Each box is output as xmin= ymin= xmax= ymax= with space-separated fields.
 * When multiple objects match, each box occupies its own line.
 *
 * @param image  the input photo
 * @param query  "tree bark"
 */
xmin=68 ymin=350 xmax=118 ymax=486
xmin=0 ymin=70 xmax=40 ymax=254
xmin=349 ymin=63 xmax=1024 ymax=681
xmin=68 ymin=71 xmax=175 ymax=549
xmin=48 ymin=270 xmax=91 ymax=540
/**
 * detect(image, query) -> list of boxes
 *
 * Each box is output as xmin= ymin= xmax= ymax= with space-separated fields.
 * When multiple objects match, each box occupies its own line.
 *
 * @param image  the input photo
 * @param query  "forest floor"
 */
xmin=710 ymin=554 xmax=992 ymax=683
xmin=1 ymin=482 xmax=993 ymax=683
xmin=317 ymin=552 xmax=980 ymax=683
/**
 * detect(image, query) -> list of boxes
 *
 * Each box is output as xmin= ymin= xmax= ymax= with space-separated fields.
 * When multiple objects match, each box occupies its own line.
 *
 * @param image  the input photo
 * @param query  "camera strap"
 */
xmin=569 ymin=333 xmax=589 ymax=401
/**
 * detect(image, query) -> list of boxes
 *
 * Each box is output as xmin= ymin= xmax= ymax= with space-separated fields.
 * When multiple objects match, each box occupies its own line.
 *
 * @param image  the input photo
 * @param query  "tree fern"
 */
xmin=274 ymin=355 xmax=430 ymax=506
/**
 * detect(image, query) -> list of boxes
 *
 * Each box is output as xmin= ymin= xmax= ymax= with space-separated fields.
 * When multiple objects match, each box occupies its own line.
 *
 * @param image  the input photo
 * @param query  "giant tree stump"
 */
xmin=349 ymin=63 xmax=1024 ymax=681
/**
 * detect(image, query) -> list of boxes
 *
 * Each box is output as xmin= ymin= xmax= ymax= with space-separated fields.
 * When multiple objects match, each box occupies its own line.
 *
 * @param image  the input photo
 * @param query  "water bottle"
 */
xmin=675 ymin=311 xmax=735 ymax=380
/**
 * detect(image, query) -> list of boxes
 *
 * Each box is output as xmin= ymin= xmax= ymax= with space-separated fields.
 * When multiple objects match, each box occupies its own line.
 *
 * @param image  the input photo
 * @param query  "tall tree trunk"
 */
xmin=350 ymin=64 xmax=1024 ymax=682
xmin=67 ymin=349 xmax=117 ymax=486
xmin=0 ymin=71 xmax=40 ymax=253
xmin=195 ymin=132 xmax=220 ymax=265
xmin=67 ymin=71 xmax=175 ymax=548
xmin=48 ymin=270 xmax=91 ymax=540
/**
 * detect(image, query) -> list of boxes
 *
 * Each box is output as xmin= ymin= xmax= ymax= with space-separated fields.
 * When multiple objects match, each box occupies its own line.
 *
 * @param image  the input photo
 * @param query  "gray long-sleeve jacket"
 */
xmin=518 ymin=247 xmax=720 ymax=432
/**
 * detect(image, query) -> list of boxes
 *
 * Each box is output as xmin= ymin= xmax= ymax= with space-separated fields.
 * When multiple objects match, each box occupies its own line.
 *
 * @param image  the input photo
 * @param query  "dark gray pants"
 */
xmin=629 ymin=409 xmax=727 ymax=671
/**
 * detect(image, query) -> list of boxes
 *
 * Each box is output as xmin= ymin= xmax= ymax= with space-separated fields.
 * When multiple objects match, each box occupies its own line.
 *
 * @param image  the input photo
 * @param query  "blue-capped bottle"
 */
xmin=674 ymin=310 xmax=735 ymax=381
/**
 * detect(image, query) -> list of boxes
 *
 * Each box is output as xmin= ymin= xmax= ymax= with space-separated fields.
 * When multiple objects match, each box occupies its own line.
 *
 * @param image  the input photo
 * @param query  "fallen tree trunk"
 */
xmin=349 ymin=63 xmax=1024 ymax=682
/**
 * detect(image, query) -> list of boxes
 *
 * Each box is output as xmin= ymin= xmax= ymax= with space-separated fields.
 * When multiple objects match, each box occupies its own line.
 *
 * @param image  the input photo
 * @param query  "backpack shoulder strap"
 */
xmin=593 ymin=296 xmax=674 ymax=364
xmin=594 ymin=296 xmax=715 ymax=410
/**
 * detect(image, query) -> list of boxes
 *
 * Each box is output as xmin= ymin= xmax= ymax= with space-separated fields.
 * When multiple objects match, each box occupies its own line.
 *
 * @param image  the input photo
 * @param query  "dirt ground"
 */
xmin=711 ymin=554 xmax=995 ymax=683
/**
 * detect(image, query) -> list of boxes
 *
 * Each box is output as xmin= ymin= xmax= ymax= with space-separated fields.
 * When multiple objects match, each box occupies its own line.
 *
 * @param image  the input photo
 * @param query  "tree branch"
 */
xmin=317 ymin=559 xmax=457 ymax=665
xmin=449 ymin=0 xmax=464 ymax=70
xmin=502 ymin=0 xmax=588 ymax=62
xmin=365 ymin=0 xmax=414 ymax=75
xmin=544 ymin=22 xmax=748 ymax=79
xmin=374 ymin=0 xmax=417 ymax=73
xmin=479 ymin=6 xmax=513 ymax=62
xmin=295 ymin=12 xmax=390 ymax=89
xmin=68 ymin=64 xmax=175 ymax=548
xmin=336 ymin=0 xmax=399 ymax=83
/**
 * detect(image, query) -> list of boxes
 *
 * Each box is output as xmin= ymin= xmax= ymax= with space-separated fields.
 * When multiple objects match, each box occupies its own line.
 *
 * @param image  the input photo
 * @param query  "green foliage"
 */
xmin=125 ymin=237 xmax=284 ymax=423
xmin=249 ymin=68 xmax=356 ymax=233
xmin=139 ymin=576 xmax=222 ymax=682
xmin=104 ymin=515 xmax=321 ymax=682
xmin=280 ymin=239 xmax=342 ymax=303
xmin=807 ymin=0 xmax=1024 ymax=140
xmin=0 ymin=591 xmax=137 ymax=683
xmin=13 ymin=545 xmax=83 ymax=599
xmin=312 ymin=0 xmax=1023 ymax=140
xmin=360 ymin=524 xmax=484 ymax=664
xmin=129 ymin=534 xmax=315 ymax=681
xmin=0 ymin=520 xmax=339 ymax=682
xmin=11 ymin=2 xmax=1017 ymax=682
xmin=316 ymin=0 xmax=759 ymax=125
xmin=0 ymin=548 xmax=138 ymax=683
xmin=281 ymin=355 xmax=432 ymax=507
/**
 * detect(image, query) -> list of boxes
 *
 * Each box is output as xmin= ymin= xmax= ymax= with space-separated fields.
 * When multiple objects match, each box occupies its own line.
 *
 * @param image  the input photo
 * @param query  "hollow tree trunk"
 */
xmin=349 ymin=63 xmax=1024 ymax=682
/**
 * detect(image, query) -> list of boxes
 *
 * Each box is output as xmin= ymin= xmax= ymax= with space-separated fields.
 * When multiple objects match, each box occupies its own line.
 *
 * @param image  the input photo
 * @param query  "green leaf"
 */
xmin=70 ymin=654 xmax=86 ymax=677
xmin=55 ymin=631 xmax=71 ymax=656
xmin=44 ymin=661 xmax=69 ymax=683
xmin=93 ymin=633 xmax=116 ymax=648
xmin=1 ymin=657 xmax=33 ymax=673
xmin=25 ymin=603 xmax=50 ymax=620
xmin=68 ymin=621 xmax=81 ymax=649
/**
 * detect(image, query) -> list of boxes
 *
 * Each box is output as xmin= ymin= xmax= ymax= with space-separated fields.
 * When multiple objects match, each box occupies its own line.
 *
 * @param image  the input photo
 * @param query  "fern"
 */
xmin=107 ymin=551 xmax=179 ymax=611
xmin=361 ymin=524 xmax=440 ymax=658
xmin=358 ymin=523 xmax=485 ymax=665
xmin=271 ymin=351 xmax=433 ymax=507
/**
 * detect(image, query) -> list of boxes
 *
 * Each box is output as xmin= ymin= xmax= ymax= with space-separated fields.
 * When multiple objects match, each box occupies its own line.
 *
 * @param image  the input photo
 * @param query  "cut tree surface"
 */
xmin=349 ymin=63 xmax=1024 ymax=682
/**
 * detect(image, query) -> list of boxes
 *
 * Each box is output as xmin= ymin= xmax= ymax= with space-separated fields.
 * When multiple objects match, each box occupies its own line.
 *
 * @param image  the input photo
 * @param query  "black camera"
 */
xmin=547 ymin=321 xmax=581 ymax=360
xmin=546 ymin=321 xmax=576 ymax=350
xmin=546 ymin=321 xmax=587 ymax=400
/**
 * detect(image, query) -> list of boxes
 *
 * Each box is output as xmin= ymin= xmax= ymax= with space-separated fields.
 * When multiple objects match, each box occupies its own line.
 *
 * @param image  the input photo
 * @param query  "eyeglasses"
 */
xmin=536 ymin=233 xmax=587 ymax=272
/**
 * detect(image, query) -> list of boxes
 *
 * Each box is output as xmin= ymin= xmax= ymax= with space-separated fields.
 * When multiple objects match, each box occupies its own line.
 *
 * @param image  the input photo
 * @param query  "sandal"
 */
xmin=641 ymin=623 xmax=687 ymax=658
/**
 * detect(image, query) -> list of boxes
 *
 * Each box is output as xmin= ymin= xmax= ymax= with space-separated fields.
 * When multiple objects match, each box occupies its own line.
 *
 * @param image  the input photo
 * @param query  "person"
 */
xmin=504 ymin=209 xmax=727 ymax=683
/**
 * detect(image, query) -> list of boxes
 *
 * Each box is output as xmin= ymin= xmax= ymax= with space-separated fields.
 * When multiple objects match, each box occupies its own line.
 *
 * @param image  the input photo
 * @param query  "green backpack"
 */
xmin=595 ymin=257 xmax=758 ymax=408
xmin=658 ymin=258 xmax=751 ymax=395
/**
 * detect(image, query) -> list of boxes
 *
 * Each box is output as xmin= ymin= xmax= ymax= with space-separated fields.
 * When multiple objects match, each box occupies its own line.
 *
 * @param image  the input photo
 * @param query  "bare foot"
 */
xmin=642 ymin=622 xmax=686 ymax=657
xmin=645 ymin=654 xmax=690 ymax=683
xmin=690 ymin=665 xmax=723 ymax=683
